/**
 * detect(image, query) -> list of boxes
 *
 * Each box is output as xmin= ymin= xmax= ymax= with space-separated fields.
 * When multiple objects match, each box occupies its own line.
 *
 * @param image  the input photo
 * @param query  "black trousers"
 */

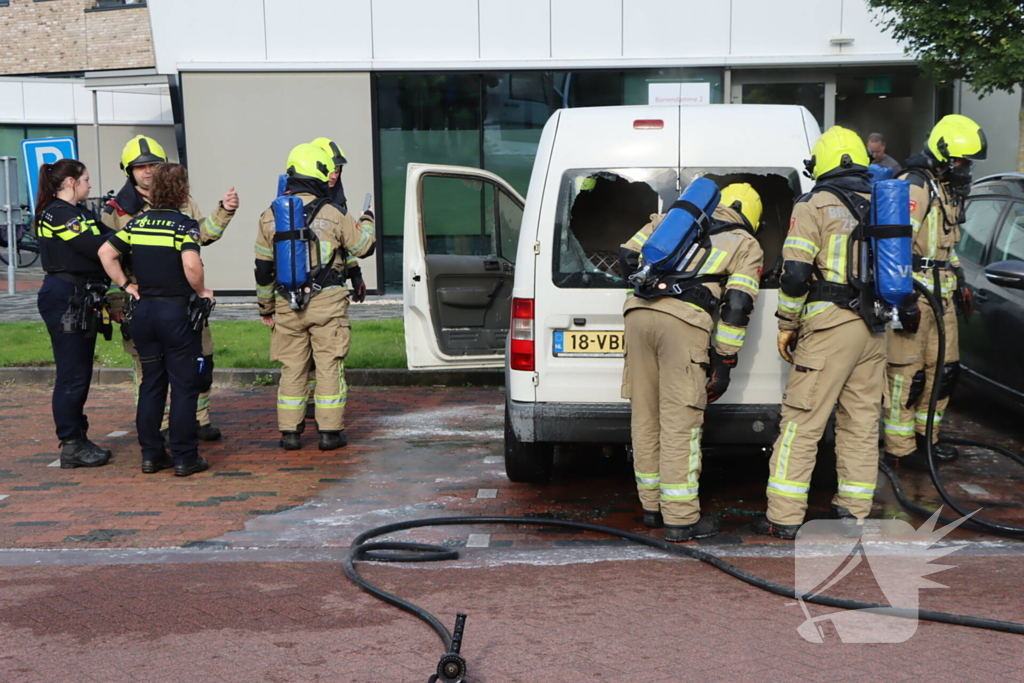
xmin=37 ymin=275 xmax=97 ymax=441
xmin=129 ymin=299 xmax=202 ymax=466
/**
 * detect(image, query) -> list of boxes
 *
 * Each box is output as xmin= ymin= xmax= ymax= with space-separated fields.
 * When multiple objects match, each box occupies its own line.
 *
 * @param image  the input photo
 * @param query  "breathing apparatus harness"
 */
xmin=271 ymin=195 xmax=345 ymax=311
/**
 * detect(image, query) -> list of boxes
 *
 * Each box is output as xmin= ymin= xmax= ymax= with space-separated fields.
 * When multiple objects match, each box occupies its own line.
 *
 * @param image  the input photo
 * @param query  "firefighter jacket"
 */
xmin=254 ymin=193 xmax=375 ymax=316
xmin=621 ymin=206 xmax=764 ymax=357
xmin=898 ymin=157 xmax=962 ymax=301
xmin=776 ymin=183 xmax=872 ymax=334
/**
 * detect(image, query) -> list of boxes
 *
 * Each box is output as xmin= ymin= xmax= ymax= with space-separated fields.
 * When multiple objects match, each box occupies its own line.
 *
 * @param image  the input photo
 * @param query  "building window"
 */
xmin=374 ymin=68 xmax=723 ymax=291
xmin=93 ymin=0 xmax=147 ymax=8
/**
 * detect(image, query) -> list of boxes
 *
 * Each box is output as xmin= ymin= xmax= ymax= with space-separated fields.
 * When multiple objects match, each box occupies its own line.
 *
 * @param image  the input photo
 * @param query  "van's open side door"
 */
xmin=403 ymin=163 xmax=525 ymax=369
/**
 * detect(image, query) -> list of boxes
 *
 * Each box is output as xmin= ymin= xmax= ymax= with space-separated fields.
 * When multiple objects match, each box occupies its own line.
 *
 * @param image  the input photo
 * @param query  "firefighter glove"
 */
xmin=706 ymin=349 xmax=738 ymax=404
xmin=777 ymin=329 xmax=798 ymax=364
xmin=954 ymin=284 xmax=974 ymax=319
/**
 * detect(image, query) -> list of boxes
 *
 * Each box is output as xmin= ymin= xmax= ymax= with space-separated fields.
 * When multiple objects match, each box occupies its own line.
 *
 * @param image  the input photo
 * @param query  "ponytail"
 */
xmin=34 ymin=159 xmax=86 ymax=233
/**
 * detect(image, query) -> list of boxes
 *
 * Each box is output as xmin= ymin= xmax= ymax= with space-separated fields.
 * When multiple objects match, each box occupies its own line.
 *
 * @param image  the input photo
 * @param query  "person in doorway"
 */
xmin=102 ymin=135 xmax=238 ymax=443
xmin=867 ymin=133 xmax=902 ymax=174
xmin=620 ymin=183 xmax=765 ymax=542
xmin=882 ymin=115 xmax=987 ymax=471
xmin=34 ymin=159 xmax=114 ymax=468
xmin=752 ymin=126 xmax=886 ymax=540
xmin=99 ymin=163 xmax=215 ymax=477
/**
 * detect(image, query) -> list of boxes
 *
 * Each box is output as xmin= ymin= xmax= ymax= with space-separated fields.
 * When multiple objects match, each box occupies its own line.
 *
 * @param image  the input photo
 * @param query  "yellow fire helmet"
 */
xmin=927 ymin=114 xmax=988 ymax=163
xmin=311 ymin=137 xmax=348 ymax=168
xmin=804 ymin=126 xmax=870 ymax=179
xmin=120 ymin=135 xmax=167 ymax=176
xmin=285 ymin=143 xmax=333 ymax=183
xmin=720 ymin=182 xmax=762 ymax=232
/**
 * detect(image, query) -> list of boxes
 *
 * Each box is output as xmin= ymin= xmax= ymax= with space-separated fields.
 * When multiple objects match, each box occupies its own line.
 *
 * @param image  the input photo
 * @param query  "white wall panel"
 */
xmin=110 ymin=93 xmax=166 ymax=125
xmin=148 ymin=0 xmax=267 ymax=73
xmin=23 ymin=83 xmax=76 ymax=124
xmin=372 ymin=0 xmax=479 ymax=60
xmin=73 ymin=85 xmax=93 ymax=124
xmin=731 ymin=0 xmax=841 ymax=57
xmin=0 ymin=82 xmax=26 ymax=121
xmin=623 ymin=0 xmax=729 ymax=59
xmin=479 ymin=0 xmax=550 ymax=60
xmin=551 ymin=0 xmax=621 ymax=59
xmin=840 ymin=0 xmax=904 ymax=56
xmin=266 ymin=0 xmax=373 ymax=61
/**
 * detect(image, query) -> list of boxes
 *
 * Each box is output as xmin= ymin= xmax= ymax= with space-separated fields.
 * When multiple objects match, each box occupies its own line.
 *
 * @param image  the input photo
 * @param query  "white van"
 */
xmin=403 ymin=104 xmax=819 ymax=482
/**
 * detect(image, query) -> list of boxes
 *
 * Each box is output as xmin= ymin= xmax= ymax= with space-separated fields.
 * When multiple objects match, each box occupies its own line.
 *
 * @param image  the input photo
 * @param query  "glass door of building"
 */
xmin=730 ymin=71 xmax=835 ymax=132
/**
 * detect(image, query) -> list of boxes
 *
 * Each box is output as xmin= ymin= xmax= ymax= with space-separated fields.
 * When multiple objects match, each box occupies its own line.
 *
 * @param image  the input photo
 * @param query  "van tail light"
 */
xmin=510 ymin=298 xmax=535 ymax=372
xmin=633 ymin=119 xmax=664 ymax=130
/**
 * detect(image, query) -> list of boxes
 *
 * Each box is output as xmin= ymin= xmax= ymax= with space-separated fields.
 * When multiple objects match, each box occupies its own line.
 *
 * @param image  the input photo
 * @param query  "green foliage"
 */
xmin=869 ymin=0 xmax=1024 ymax=96
xmin=251 ymin=373 xmax=276 ymax=387
xmin=0 ymin=319 xmax=407 ymax=370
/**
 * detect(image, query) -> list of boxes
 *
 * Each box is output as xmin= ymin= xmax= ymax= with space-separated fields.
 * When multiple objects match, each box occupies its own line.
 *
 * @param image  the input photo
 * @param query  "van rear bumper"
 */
xmin=508 ymin=400 xmax=781 ymax=445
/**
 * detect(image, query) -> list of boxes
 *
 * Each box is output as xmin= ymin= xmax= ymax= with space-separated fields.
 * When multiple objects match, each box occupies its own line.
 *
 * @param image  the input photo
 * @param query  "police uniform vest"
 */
xmin=106 ymin=209 xmax=201 ymax=300
xmin=36 ymin=200 xmax=110 ymax=282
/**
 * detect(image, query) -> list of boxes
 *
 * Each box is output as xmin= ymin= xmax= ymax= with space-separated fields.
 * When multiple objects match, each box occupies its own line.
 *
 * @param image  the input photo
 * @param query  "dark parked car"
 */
xmin=955 ymin=173 xmax=1024 ymax=412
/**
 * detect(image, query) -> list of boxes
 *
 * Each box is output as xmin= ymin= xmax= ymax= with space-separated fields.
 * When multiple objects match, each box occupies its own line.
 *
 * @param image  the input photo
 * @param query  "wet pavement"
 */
xmin=0 ymin=383 xmax=1022 ymax=681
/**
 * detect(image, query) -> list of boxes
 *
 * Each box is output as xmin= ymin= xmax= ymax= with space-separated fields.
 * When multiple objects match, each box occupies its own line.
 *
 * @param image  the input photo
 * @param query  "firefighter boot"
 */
xmin=934 ymin=441 xmax=959 ymax=463
xmin=832 ymin=504 xmax=864 ymax=539
xmin=751 ymin=513 xmax=800 ymax=540
xmin=883 ymin=434 xmax=933 ymax=472
xmin=664 ymin=515 xmax=719 ymax=542
xmin=60 ymin=432 xmax=109 ymax=469
xmin=196 ymin=422 xmax=222 ymax=441
xmin=318 ymin=431 xmax=347 ymax=451
xmin=643 ymin=510 xmax=664 ymax=529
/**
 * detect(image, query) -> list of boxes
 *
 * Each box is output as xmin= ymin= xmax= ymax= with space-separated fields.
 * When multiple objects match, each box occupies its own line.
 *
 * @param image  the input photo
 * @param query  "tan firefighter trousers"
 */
xmin=766 ymin=319 xmax=886 ymax=526
xmin=127 ymin=325 xmax=214 ymax=431
xmin=884 ymin=295 xmax=959 ymax=456
xmin=623 ymin=308 xmax=710 ymax=526
xmin=271 ymin=288 xmax=351 ymax=432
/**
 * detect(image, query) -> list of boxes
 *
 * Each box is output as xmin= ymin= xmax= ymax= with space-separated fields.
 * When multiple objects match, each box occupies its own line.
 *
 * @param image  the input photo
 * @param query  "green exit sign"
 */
xmin=865 ymin=77 xmax=893 ymax=95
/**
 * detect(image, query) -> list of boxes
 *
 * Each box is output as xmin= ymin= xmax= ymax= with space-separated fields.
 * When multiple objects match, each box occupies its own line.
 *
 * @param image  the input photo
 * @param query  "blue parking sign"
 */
xmin=22 ymin=137 xmax=77 ymax=211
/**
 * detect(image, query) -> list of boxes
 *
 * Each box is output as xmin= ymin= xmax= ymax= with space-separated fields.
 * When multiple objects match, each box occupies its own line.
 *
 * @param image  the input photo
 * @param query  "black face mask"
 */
xmin=947 ymin=160 xmax=974 ymax=199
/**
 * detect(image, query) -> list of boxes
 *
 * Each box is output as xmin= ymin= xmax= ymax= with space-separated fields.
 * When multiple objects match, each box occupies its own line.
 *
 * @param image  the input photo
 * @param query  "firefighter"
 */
xmin=620 ymin=183 xmax=765 ymax=542
xmin=883 ymin=115 xmax=987 ymax=471
xmin=254 ymin=144 xmax=375 ymax=450
xmin=102 ymin=135 xmax=238 ymax=441
xmin=99 ymin=163 xmax=214 ymax=476
xmin=34 ymin=159 xmax=114 ymax=468
xmin=752 ymin=126 xmax=887 ymax=540
xmin=303 ymin=138 xmax=371 ymax=420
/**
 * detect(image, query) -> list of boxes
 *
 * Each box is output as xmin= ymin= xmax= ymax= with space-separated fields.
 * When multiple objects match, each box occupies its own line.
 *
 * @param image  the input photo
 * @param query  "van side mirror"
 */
xmin=984 ymin=260 xmax=1024 ymax=290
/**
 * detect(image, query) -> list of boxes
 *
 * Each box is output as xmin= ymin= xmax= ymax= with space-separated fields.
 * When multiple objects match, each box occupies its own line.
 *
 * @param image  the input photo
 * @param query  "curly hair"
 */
xmin=149 ymin=163 xmax=190 ymax=210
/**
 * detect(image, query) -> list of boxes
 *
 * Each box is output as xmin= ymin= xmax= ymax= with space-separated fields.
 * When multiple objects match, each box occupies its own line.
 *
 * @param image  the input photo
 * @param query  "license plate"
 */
xmin=552 ymin=330 xmax=624 ymax=357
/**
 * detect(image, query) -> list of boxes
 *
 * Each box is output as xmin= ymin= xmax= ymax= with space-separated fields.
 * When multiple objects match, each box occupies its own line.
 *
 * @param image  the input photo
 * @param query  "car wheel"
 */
xmin=504 ymin=402 xmax=554 ymax=483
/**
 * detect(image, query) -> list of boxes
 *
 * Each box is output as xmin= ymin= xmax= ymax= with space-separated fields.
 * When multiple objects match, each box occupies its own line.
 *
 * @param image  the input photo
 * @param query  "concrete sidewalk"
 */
xmin=0 ymin=384 xmax=1022 ymax=682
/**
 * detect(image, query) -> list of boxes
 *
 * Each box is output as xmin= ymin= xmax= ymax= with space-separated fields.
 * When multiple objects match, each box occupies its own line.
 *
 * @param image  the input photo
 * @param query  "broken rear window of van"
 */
xmin=552 ymin=167 xmax=803 ymax=290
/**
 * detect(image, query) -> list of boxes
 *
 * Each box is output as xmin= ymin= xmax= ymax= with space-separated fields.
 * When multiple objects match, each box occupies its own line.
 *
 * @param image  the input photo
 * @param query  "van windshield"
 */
xmin=552 ymin=167 xmax=802 ymax=289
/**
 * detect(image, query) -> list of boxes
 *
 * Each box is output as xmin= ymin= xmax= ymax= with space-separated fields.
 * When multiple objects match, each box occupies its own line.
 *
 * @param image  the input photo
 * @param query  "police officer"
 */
xmin=254 ymin=144 xmax=376 ymax=450
xmin=98 ymin=163 xmax=214 ymax=477
xmin=620 ymin=183 xmax=765 ymax=542
xmin=102 ymin=135 xmax=238 ymax=441
xmin=752 ymin=126 xmax=886 ymax=539
xmin=34 ymin=159 xmax=114 ymax=468
xmin=883 ymin=115 xmax=987 ymax=471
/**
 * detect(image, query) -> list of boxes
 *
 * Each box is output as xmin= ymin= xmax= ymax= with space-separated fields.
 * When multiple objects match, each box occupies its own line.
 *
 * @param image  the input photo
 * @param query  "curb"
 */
xmin=0 ymin=366 xmax=504 ymax=388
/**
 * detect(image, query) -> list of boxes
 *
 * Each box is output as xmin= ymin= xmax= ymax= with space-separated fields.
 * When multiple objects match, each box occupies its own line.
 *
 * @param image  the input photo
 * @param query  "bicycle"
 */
xmin=0 ymin=210 xmax=40 ymax=268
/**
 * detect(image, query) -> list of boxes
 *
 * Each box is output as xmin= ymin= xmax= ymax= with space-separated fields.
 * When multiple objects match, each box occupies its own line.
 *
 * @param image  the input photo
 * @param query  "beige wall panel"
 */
xmin=180 ymin=71 xmax=376 ymax=292
xmin=76 ymin=123 xmax=178 ymax=201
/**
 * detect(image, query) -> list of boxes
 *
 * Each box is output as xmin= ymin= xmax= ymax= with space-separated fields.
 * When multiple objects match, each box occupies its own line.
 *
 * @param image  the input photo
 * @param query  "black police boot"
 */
xmin=80 ymin=424 xmax=112 ymax=460
xmin=196 ymin=422 xmax=222 ymax=441
xmin=318 ymin=431 xmax=347 ymax=451
xmin=141 ymin=450 xmax=174 ymax=474
xmin=280 ymin=431 xmax=302 ymax=450
xmin=59 ymin=432 xmax=109 ymax=469
xmin=664 ymin=514 xmax=719 ymax=542
xmin=934 ymin=441 xmax=959 ymax=463
xmin=750 ymin=513 xmax=800 ymax=540
xmin=642 ymin=510 xmax=664 ymax=529
xmin=174 ymin=456 xmax=209 ymax=477
xmin=831 ymin=504 xmax=864 ymax=539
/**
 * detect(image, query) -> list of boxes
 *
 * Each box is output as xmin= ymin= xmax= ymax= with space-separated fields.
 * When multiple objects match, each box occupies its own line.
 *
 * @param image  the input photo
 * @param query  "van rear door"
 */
xmin=403 ymin=163 xmax=525 ymax=369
